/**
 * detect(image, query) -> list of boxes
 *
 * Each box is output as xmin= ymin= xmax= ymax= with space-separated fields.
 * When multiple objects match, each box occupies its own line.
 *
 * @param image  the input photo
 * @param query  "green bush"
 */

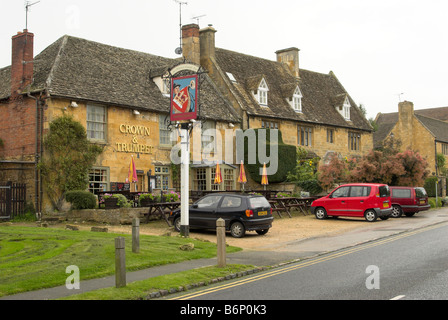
xmin=65 ymin=190 xmax=97 ymax=209
xmin=243 ymin=129 xmax=296 ymax=184
xmin=424 ymin=176 xmax=438 ymax=197
xmin=428 ymin=197 xmax=442 ymax=208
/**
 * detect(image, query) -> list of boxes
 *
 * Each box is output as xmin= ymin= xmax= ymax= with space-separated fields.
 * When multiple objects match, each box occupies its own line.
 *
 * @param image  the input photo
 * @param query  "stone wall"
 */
xmin=65 ymin=208 xmax=147 ymax=225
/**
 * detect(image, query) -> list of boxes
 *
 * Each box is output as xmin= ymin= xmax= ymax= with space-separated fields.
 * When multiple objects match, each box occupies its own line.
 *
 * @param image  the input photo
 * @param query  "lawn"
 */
xmin=0 ymin=225 xmax=242 ymax=297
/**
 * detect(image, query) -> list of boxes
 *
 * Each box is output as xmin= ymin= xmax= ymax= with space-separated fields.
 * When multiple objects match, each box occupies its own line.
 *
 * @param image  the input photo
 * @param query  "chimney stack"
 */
xmin=182 ymin=24 xmax=200 ymax=65
xmin=276 ymin=47 xmax=300 ymax=78
xmin=199 ymin=25 xmax=217 ymax=64
xmin=11 ymin=29 xmax=34 ymax=98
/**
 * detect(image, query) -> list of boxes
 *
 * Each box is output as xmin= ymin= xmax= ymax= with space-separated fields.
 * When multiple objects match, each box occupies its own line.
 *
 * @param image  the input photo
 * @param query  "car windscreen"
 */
xmin=249 ymin=197 xmax=270 ymax=209
xmin=415 ymin=187 xmax=427 ymax=197
xmin=378 ymin=185 xmax=390 ymax=197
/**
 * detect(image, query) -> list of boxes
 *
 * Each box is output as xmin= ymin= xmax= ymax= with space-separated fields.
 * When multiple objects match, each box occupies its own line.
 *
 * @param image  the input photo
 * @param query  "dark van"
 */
xmin=390 ymin=186 xmax=430 ymax=217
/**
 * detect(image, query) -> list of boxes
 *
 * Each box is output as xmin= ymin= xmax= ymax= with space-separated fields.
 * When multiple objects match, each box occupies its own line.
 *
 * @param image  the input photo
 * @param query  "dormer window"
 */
xmin=289 ymin=86 xmax=302 ymax=112
xmin=336 ymin=96 xmax=351 ymax=120
xmin=342 ymin=97 xmax=351 ymax=120
xmin=256 ymin=78 xmax=269 ymax=106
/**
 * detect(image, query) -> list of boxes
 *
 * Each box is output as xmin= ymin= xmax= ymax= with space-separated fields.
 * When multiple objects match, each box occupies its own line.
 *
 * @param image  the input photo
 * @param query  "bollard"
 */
xmin=216 ymin=218 xmax=226 ymax=268
xmin=115 ymin=237 xmax=126 ymax=288
xmin=132 ymin=218 xmax=140 ymax=253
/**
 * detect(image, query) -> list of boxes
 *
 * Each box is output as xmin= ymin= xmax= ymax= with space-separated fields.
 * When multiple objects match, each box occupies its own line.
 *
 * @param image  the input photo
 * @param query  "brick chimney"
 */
xmin=11 ymin=29 xmax=34 ymax=98
xmin=276 ymin=47 xmax=300 ymax=78
xmin=182 ymin=24 xmax=200 ymax=65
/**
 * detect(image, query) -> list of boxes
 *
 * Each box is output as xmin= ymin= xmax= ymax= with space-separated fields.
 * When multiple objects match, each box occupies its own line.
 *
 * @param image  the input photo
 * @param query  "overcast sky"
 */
xmin=1 ymin=0 xmax=447 ymax=120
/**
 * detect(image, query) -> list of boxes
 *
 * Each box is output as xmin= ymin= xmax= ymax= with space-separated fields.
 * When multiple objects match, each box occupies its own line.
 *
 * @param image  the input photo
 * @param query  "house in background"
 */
xmin=374 ymin=101 xmax=448 ymax=195
xmin=181 ymin=24 xmax=373 ymax=176
xmin=0 ymin=29 xmax=240 ymax=212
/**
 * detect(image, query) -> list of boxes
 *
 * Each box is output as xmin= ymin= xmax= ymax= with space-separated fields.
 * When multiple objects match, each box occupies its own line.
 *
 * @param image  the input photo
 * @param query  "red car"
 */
xmin=310 ymin=183 xmax=392 ymax=222
xmin=390 ymin=186 xmax=430 ymax=218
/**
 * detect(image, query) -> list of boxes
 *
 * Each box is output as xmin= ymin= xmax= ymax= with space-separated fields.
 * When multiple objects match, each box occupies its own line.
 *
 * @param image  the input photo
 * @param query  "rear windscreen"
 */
xmin=249 ymin=197 xmax=270 ymax=208
xmin=379 ymin=185 xmax=390 ymax=197
xmin=415 ymin=187 xmax=427 ymax=197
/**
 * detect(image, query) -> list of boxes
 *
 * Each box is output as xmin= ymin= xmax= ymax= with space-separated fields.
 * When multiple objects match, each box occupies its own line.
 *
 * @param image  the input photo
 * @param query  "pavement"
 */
xmin=2 ymin=207 xmax=448 ymax=300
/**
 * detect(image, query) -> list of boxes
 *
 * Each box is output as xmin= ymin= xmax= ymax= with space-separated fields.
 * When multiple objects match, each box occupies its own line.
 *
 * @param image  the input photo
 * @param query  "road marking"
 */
xmin=171 ymin=223 xmax=446 ymax=300
xmin=390 ymin=295 xmax=406 ymax=300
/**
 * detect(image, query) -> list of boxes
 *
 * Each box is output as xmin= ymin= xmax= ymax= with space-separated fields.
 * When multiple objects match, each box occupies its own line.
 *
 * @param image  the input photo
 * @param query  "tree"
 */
xmin=39 ymin=115 xmax=103 ymax=210
xmin=317 ymin=153 xmax=350 ymax=190
xmin=287 ymin=147 xmax=322 ymax=194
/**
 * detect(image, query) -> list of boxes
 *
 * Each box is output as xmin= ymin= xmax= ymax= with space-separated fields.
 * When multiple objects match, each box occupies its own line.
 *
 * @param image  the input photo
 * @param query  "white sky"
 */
xmin=1 ymin=0 xmax=447 ymax=120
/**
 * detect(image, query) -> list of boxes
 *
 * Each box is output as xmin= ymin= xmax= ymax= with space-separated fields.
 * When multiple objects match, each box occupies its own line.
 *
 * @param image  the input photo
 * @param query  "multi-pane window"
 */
xmin=327 ymin=129 xmax=335 ymax=144
xmin=87 ymin=104 xmax=106 ymax=141
xmin=257 ymin=78 xmax=269 ymax=105
xmin=159 ymin=115 xmax=171 ymax=145
xmin=261 ymin=120 xmax=278 ymax=129
xmin=224 ymin=169 xmax=234 ymax=191
xmin=89 ymin=168 xmax=109 ymax=194
xmin=298 ymin=126 xmax=313 ymax=147
xmin=155 ymin=166 xmax=170 ymax=190
xmin=349 ymin=132 xmax=361 ymax=151
xmin=194 ymin=168 xmax=207 ymax=191
xmin=290 ymin=86 xmax=302 ymax=112
xmin=343 ymin=97 xmax=351 ymax=120
xmin=442 ymin=143 xmax=448 ymax=155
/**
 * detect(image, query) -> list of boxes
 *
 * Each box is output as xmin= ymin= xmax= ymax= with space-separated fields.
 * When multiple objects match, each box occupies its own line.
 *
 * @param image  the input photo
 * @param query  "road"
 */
xmin=172 ymin=221 xmax=448 ymax=300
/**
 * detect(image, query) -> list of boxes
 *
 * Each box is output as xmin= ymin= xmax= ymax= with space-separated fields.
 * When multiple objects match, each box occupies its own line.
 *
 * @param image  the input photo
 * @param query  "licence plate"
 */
xmin=258 ymin=211 xmax=267 ymax=216
xmin=420 ymin=200 xmax=426 ymax=204
xmin=383 ymin=202 xmax=389 ymax=208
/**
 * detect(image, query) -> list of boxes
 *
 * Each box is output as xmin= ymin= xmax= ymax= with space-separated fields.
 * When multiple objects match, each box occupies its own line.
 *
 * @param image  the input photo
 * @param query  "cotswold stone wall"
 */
xmin=65 ymin=208 xmax=146 ymax=225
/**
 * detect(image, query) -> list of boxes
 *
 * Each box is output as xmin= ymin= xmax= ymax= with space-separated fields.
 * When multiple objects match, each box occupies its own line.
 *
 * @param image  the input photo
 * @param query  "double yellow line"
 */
xmin=171 ymin=223 xmax=446 ymax=300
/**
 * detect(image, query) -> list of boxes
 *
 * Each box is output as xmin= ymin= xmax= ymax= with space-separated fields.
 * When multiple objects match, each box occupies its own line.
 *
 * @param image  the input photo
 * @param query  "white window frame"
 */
xmin=87 ymin=104 xmax=107 ymax=142
xmin=257 ymin=78 xmax=269 ymax=106
xmin=343 ymin=97 xmax=351 ymax=120
xmin=290 ymin=86 xmax=303 ymax=112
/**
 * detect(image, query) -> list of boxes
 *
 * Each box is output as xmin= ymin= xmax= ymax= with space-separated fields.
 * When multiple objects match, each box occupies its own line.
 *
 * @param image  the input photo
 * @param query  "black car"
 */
xmin=169 ymin=193 xmax=273 ymax=238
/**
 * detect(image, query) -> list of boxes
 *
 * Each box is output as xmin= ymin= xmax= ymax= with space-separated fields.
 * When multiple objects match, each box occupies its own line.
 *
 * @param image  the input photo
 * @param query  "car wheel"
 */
xmin=391 ymin=205 xmax=402 ymax=218
xmin=315 ymin=207 xmax=327 ymax=220
xmin=256 ymin=229 xmax=269 ymax=235
xmin=364 ymin=210 xmax=377 ymax=222
xmin=230 ymin=221 xmax=245 ymax=238
xmin=173 ymin=216 xmax=181 ymax=232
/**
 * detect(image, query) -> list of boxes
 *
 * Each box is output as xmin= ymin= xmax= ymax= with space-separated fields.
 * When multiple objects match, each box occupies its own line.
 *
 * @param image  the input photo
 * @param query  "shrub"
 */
xmin=138 ymin=193 xmax=155 ymax=206
xmin=66 ymin=190 xmax=97 ymax=210
xmin=243 ymin=129 xmax=296 ymax=184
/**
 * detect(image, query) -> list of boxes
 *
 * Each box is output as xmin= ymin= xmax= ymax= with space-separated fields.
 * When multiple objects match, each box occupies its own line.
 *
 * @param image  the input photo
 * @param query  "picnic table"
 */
xmin=269 ymin=197 xmax=318 ymax=217
xmin=144 ymin=201 xmax=180 ymax=225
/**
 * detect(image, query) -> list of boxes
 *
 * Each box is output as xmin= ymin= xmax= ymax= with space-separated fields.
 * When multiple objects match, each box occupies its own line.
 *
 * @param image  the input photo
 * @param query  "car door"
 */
xmin=216 ymin=195 xmax=243 ymax=228
xmin=190 ymin=195 xmax=223 ymax=228
xmin=326 ymin=186 xmax=350 ymax=215
xmin=345 ymin=185 xmax=371 ymax=217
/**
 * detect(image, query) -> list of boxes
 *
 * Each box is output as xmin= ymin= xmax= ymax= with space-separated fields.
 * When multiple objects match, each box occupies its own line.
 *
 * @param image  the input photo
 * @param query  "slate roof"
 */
xmin=214 ymin=48 xmax=372 ymax=131
xmin=374 ymin=109 xmax=448 ymax=148
xmin=0 ymin=35 xmax=239 ymax=123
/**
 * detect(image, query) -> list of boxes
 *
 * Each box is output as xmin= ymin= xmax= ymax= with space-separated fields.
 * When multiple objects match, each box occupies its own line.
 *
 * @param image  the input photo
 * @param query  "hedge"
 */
xmin=242 ymin=128 xmax=296 ymax=184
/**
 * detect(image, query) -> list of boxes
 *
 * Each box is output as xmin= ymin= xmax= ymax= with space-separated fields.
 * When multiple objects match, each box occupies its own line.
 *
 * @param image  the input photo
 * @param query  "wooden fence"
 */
xmin=0 ymin=181 xmax=26 ymax=221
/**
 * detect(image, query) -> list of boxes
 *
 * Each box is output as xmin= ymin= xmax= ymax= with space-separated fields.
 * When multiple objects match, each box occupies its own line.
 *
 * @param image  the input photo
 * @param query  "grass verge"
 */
xmin=0 ymin=225 xmax=242 ymax=298
xmin=60 ymin=264 xmax=255 ymax=300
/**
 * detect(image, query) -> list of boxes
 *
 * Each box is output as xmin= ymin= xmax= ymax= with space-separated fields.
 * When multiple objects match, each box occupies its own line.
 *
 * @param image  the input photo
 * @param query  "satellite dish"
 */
xmin=175 ymin=47 xmax=183 ymax=55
